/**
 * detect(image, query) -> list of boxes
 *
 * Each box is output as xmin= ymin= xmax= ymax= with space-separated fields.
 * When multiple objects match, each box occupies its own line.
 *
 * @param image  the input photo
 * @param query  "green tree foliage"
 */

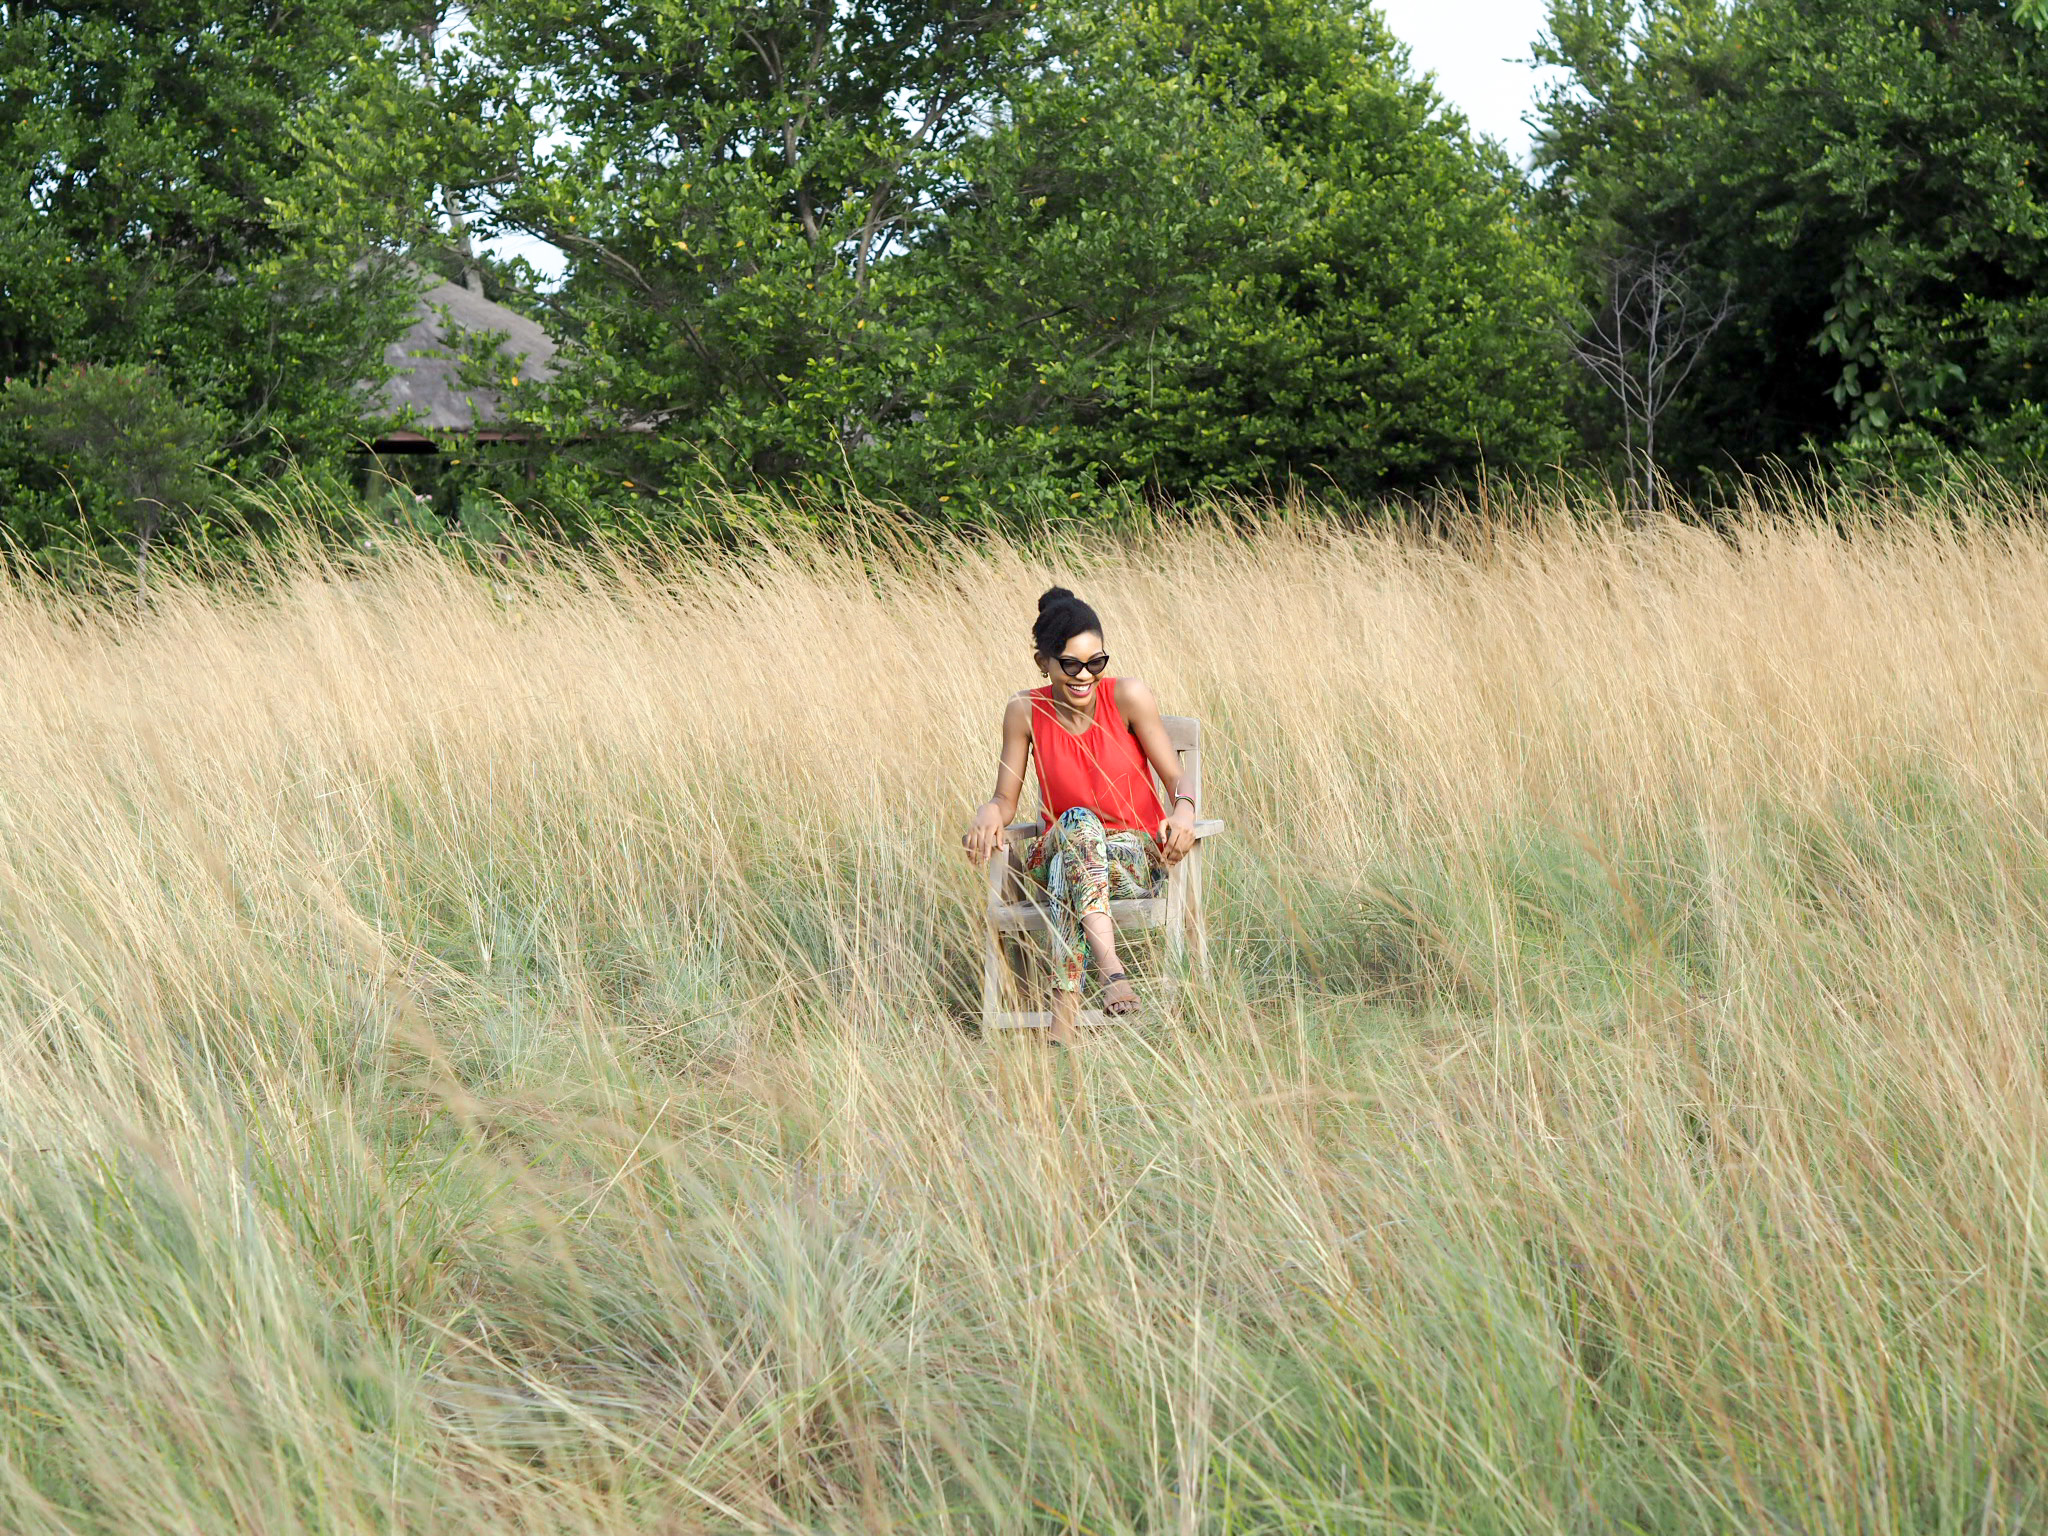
xmin=0 ymin=364 xmax=223 ymax=581
xmin=0 ymin=0 xmax=437 ymax=481
xmin=1535 ymin=0 xmax=2048 ymax=481
xmin=459 ymin=0 xmax=1570 ymax=512
xmin=870 ymin=0 xmax=1573 ymax=505
xmin=459 ymin=0 xmax=1035 ymax=491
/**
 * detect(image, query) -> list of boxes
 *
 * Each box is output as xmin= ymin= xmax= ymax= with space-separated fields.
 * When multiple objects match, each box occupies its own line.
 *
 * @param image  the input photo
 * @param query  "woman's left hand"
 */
xmin=1156 ymin=801 xmax=1197 ymax=865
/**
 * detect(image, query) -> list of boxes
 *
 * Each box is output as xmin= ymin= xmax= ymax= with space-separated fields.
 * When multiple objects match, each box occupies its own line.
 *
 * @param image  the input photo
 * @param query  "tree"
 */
xmin=0 ymin=0 xmax=443 ymax=524
xmin=860 ymin=0 xmax=1574 ymax=507
xmin=839 ymin=0 xmax=1572 ymax=507
xmin=1534 ymin=0 xmax=2048 ymax=482
xmin=456 ymin=0 xmax=1036 ymax=488
xmin=1567 ymin=243 xmax=1731 ymax=513
xmin=1 ymin=365 xmax=223 ymax=588
xmin=452 ymin=0 xmax=1572 ymax=513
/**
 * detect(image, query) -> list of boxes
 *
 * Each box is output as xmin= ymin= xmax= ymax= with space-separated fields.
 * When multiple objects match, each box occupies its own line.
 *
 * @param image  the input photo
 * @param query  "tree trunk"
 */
xmin=135 ymin=508 xmax=158 ymax=609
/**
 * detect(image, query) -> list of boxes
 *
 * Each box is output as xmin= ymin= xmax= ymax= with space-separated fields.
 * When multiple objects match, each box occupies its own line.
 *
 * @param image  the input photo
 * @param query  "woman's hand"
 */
xmin=1156 ymin=800 xmax=1197 ymax=865
xmin=963 ymin=799 xmax=1011 ymax=866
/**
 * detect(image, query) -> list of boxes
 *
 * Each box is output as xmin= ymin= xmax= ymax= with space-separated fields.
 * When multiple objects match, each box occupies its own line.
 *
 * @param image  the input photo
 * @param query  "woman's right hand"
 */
xmin=962 ymin=799 xmax=1010 ymax=866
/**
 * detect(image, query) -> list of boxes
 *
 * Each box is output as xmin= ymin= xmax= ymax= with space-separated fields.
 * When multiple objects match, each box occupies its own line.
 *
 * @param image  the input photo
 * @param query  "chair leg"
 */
xmin=1187 ymin=845 xmax=1210 ymax=979
xmin=981 ymin=924 xmax=1007 ymax=1026
xmin=1161 ymin=859 xmax=1188 ymax=1006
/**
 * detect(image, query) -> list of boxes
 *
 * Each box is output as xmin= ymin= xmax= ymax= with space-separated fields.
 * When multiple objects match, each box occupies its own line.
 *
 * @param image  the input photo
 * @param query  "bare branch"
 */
xmin=1565 ymin=242 xmax=1734 ymax=518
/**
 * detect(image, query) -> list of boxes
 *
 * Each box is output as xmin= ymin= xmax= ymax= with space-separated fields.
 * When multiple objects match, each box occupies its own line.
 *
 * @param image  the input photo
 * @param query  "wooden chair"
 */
xmin=982 ymin=714 xmax=1224 ymax=1031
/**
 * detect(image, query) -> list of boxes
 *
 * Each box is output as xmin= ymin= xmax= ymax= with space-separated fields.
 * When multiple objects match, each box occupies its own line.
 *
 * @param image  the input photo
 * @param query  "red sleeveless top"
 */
xmin=1030 ymin=677 xmax=1167 ymax=835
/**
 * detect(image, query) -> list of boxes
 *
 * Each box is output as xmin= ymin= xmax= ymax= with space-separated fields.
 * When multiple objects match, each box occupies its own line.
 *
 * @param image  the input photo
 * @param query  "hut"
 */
xmin=363 ymin=275 xmax=557 ymax=454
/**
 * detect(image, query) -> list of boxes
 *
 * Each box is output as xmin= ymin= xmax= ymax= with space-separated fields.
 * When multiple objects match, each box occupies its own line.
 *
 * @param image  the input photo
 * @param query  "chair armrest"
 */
xmin=986 ymin=821 xmax=1040 ymax=909
xmin=999 ymin=817 xmax=1218 ymax=847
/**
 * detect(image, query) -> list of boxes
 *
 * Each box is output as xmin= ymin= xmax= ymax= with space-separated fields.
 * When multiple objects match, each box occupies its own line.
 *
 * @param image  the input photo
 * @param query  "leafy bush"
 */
xmin=864 ymin=0 xmax=1575 ymax=509
xmin=0 ymin=364 xmax=224 ymax=581
xmin=1536 ymin=0 xmax=2048 ymax=483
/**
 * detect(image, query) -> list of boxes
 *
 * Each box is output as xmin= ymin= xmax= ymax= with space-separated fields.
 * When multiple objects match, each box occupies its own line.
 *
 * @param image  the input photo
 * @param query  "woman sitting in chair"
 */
xmin=962 ymin=587 xmax=1199 ymax=1045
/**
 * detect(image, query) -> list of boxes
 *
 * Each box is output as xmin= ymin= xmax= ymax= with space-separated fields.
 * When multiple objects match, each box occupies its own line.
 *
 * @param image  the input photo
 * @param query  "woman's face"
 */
xmin=1040 ymin=629 xmax=1108 ymax=709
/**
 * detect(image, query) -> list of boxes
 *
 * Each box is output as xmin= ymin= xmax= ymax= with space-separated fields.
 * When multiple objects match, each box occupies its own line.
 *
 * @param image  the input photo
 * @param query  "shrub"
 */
xmin=0 ymin=363 xmax=224 ymax=585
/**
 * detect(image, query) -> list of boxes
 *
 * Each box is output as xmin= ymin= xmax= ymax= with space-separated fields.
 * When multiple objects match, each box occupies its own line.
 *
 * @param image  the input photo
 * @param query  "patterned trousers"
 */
xmin=1023 ymin=806 xmax=1163 ymax=993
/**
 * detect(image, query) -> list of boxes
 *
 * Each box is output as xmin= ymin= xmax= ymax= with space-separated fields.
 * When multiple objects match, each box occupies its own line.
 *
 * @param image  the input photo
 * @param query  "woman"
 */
xmin=962 ymin=588 xmax=1199 ymax=1046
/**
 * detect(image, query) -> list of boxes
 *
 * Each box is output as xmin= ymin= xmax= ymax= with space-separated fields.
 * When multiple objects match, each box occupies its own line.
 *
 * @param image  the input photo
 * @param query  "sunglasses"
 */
xmin=1052 ymin=651 xmax=1110 ymax=678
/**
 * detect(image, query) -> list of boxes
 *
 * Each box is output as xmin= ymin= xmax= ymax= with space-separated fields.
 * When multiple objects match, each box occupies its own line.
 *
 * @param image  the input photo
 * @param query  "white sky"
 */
xmin=478 ymin=0 xmax=1565 ymax=283
xmin=1378 ymin=0 xmax=1565 ymax=161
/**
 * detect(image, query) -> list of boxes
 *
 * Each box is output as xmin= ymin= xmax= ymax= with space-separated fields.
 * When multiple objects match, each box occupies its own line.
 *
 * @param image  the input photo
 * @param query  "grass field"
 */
xmin=2 ymin=489 xmax=2047 ymax=1533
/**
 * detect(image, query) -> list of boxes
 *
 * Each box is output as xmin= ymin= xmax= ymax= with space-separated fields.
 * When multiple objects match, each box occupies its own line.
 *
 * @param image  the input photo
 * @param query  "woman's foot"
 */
xmin=1099 ymin=971 xmax=1139 ymax=1016
xmin=1047 ymin=988 xmax=1080 ymax=1047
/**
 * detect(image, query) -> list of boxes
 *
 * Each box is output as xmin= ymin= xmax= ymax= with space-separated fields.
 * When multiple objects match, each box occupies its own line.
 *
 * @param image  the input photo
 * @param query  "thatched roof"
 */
xmin=369 ymin=276 xmax=557 ymax=440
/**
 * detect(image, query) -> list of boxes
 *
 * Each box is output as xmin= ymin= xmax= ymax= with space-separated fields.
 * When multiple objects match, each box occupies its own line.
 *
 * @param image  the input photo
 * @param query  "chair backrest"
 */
xmin=1160 ymin=715 xmax=1201 ymax=813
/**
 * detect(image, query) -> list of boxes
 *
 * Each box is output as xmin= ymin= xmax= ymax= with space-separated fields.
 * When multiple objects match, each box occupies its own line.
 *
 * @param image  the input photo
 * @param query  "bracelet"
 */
xmin=1173 ymin=792 xmax=1196 ymax=807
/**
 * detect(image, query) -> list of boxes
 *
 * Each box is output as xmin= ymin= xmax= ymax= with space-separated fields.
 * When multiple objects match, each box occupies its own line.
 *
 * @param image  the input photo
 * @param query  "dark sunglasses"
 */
xmin=1053 ymin=651 xmax=1110 ymax=678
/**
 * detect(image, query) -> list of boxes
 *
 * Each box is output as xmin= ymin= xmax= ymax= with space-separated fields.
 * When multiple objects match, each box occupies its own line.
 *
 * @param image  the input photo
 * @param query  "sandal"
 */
xmin=1098 ymin=971 xmax=1140 ymax=1017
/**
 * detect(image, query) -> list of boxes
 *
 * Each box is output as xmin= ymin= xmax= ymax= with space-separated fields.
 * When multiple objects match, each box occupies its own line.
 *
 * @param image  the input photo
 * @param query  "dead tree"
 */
xmin=1568 ymin=243 xmax=1733 ymax=519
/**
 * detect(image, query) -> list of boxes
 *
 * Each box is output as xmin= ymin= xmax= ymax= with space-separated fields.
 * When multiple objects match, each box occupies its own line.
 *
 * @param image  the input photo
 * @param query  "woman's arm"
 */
xmin=1116 ymin=677 xmax=1198 ymax=864
xmin=962 ymin=693 xmax=1033 ymax=866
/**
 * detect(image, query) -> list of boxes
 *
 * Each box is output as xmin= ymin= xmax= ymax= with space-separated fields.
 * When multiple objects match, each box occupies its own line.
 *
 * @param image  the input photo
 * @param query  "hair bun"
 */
xmin=1031 ymin=586 xmax=1102 ymax=660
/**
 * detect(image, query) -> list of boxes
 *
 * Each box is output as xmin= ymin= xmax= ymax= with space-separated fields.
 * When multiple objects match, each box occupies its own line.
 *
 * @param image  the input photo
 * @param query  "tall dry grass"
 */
xmin=2 ymin=490 xmax=2047 ymax=1532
